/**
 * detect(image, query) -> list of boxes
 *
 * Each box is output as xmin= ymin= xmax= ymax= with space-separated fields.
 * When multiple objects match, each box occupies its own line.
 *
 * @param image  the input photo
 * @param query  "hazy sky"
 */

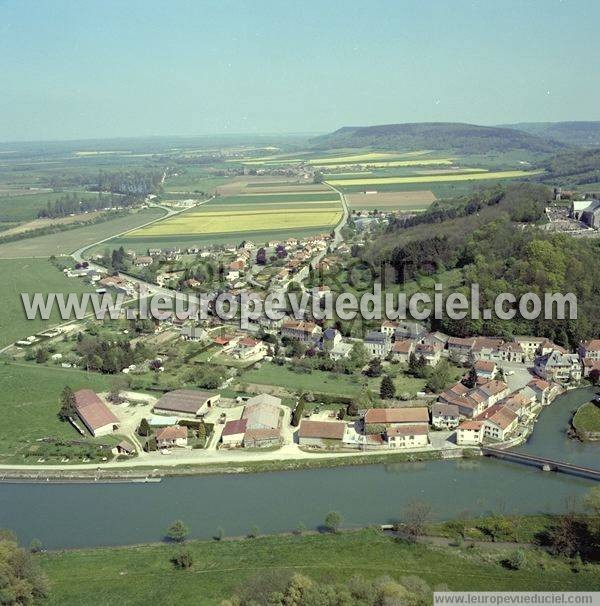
xmin=1 ymin=0 xmax=599 ymax=141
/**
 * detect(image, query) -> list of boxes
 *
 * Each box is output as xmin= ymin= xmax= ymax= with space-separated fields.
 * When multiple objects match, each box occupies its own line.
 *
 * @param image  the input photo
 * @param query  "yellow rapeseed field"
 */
xmin=129 ymin=207 xmax=342 ymax=237
xmin=325 ymin=169 xmax=543 ymax=187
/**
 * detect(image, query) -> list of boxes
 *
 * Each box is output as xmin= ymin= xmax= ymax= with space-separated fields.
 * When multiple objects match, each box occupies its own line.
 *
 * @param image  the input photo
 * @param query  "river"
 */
xmin=0 ymin=387 xmax=597 ymax=549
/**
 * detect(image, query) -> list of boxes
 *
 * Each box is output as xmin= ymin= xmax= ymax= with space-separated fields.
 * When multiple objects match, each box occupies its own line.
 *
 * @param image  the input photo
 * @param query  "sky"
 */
xmin=1 ymin=0 xmax=600 ymax=142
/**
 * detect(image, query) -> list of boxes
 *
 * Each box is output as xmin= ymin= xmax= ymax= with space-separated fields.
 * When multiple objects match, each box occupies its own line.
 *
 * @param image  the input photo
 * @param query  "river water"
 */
xmin=0 ymin=387 xmax=597 ymax=549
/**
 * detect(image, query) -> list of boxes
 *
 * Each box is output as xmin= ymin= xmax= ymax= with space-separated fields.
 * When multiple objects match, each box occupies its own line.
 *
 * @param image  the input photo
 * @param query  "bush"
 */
xmin=171 ymin=549 xmax=193 ymax=569
xmin=324 ymin=511 xmax=342 ymax=533
xmin=167 ymin=520 xmax=189 ymax=542
xmin=502 ymin=549 xmax=527 ymax=570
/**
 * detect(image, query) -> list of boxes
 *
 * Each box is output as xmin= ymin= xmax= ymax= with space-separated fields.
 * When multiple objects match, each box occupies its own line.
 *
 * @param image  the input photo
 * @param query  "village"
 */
xmin=6 ymin=194 xmax=600 ymax=468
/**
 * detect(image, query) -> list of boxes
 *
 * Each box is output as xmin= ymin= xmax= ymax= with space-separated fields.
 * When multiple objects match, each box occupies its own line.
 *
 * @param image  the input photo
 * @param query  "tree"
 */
xmin=58 ymin=386 xmax=76 ymax=421
xmin=108 ymin=376 xmax=127 ymax=403
xmin=35 ymin=347 xmax=49 ymax=364
xmin=380 ymin=375 xmax=396 ymax=399
xmin=137 ymin=418 xmax=151 ymax=437
xmin=349 ymin=342 xmax=369 ymax=369
xmin=291 ymin=401 xmax=305 ymax=427
xmin=0 ymin=532 xmax=49 ymax=602
xmin=425 ymin=359 xmax=452 ymax=393
xmin=463 ymin=367 xmax=478 ymax=389
xmin=167 ymin=520 xmax=189 ymax=542
xmin=401 ymin=500 xmax=432 ymax=538
xmin=365 ymin=358 xmax=382 ymax=378
xmin=171 ymin=549 xmax=193 ymax=569
xmin=247 ymin=525 xmax=259 ymax=539
xmin=324 ymin=511 xmax=342 ymax=533
xmin=256 ymin=247 xmax=267 ymax=265
xmin=214 ymin=527 xmax=225 ymax=541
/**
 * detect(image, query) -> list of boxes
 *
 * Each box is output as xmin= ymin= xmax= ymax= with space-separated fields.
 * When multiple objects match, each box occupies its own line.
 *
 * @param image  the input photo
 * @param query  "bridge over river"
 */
xmin=482 ymin=446 xmax=600 ymax=481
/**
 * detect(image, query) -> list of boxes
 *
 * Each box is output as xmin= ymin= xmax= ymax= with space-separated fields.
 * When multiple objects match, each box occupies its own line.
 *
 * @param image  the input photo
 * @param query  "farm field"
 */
xmin=0 ymin=362 xmax=114 ymax=463
xmin=325 ymin=169 xmax=543 ymax=187
xmin=346 ymin=190 xmax=436 ymax=210
xmin=0 ymin=207 xmax=165 ymax=258
xmin=38 ymin=528 xmax=599 ymax=606
xmin=216 ymin=177 xmax=330 ymax=196
xmin=0 ymin=258 xmax=97 ymax=348
xmin=0 ymin=190 xmax=100 ymax=222
xmin=124 ymin=192 xmax=342 ymax=246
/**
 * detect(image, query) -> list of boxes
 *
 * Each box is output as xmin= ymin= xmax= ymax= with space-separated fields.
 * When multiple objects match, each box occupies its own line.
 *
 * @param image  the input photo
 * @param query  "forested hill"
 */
xmin=535 ymin=147 xmax=600 ymax=187
xmin=504 ymin=122 xmax=600 ymax=148
xmin=310 ymin=123 xmax=567 ymax=154
xmin=364 ymin=183 xmax=600 ymax=347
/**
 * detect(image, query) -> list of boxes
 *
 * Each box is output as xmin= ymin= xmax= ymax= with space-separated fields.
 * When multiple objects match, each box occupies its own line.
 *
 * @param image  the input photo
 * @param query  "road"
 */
xmin=310 ymin=183 xmax=349 ymax=270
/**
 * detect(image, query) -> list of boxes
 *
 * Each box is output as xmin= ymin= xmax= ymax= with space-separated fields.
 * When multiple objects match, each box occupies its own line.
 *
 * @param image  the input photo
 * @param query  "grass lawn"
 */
xmin=0 ymin=207 xmax=165 ymax=258
xmin=573 ymin=402 xmax=600 ymax=436
xmin=38 ymin=529 xmax=600 ymax=605
xmin=0 ymin=258 xmax=96 ymax=348
xmin=0 ymin=361 xmax=114 ymax=463
xmin=239 ymin=363 xmax=365 ymax=396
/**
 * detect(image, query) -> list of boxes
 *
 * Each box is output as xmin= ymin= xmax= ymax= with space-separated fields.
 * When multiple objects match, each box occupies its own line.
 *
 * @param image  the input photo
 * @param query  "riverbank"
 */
xmin=36 ymin=525 xmax=600 ymax=605
xmin=0 ymin=446 xmax=466 ymax=482
xmin=571 ymin=401 xmax=600 ymax=441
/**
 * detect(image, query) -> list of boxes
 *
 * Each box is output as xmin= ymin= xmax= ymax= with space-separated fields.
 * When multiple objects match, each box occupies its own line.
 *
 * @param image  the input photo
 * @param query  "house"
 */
xmin=115 ymin=440 xmax=136 ymax=456
xmin=381 ymin=321 xmax=398 ymax=337
xmin=571 ymin=199 xmax=600 ymax=227
xmin=534 ymin=350 xmax=582 ymax=383
xmin=456 ymin=420 xmax=484 ymax=445
xmin=414 ymin=341 xmax=442 ymax=366
xmin=394 ymin=321 xmax=427 ymax=340
xmin=526 ymin=378 xmax=561 ymax=406
xmin=153 ymin=389 xmax=220 ymax=418
xmin=421 ymin=331 xmax=449 ymax=349
xmin=502 ymin=392 xmax=533 ymax=418
xmin=447 ymin=337 xmax=475 ymax=362
xmin=392 ymin=339 xmax=415 ymax=364
xmin=281 ymin=319 xmax=322 ymax=342
xmin=477 ymin=404 xmax=518 ymax=441
xmin=235 ymin=337 xmax=266 ymax=359
xmin=497 ymin=342 xmax=525 ymax=364
xmin=181 ymin=326 xmax=208 ymax=342
xmin=363 ymin=407 xmax=429 ymax=429
xmin=330 ymin=340 xmax=353 ymax=360
xmin=364 ymin=331 xmax=392 ymax=359
xmin=73 ymin=389 xmax=119 ymax=437
xmin=134 ymin=255 xmax=153 ymax=267
xmin=473 ymin=359 xmax=497 ymax=380
xmin=514 ymin=336 xmax=547 ymax=362
xmin=155 ymin=425 xmax=188 ymax=448
xmin=579 ymin=340 xmax=600 ymax=376
xmin=243 ymin=428 xmax=281 ymax=448
xmin=439 ymin=380 xmax=510 ymax=418
xmin=431 ymin=403 xmax=460 ymax=429
xmin=298 ymin=420 xmax=346 ymax=447
xmin=221 ymin=418 xmax=248 ymax=447
xmin=386 ymin=425 xmax=429 ymax=449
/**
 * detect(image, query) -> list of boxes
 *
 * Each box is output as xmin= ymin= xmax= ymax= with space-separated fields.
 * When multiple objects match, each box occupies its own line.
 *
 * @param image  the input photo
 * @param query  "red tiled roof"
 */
xmin=74 ymin=389 xmax=118 ymax=433
xmin=155 ymin=425 xmax=187 ymax=440
xmin=298 ymin=420 xmax=345 ymax=440
xmin=222 ymin=418 xmax=248 ymax=436
xmin=364 ymin=407 xmax=429 ymax=425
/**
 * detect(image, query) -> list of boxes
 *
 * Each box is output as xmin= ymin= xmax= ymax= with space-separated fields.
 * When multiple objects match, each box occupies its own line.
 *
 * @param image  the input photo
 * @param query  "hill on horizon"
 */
xmin=310 ymin=122 xmax=568 ymax=154
xmin=501 ymin=121 xmax=600 ymax=148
